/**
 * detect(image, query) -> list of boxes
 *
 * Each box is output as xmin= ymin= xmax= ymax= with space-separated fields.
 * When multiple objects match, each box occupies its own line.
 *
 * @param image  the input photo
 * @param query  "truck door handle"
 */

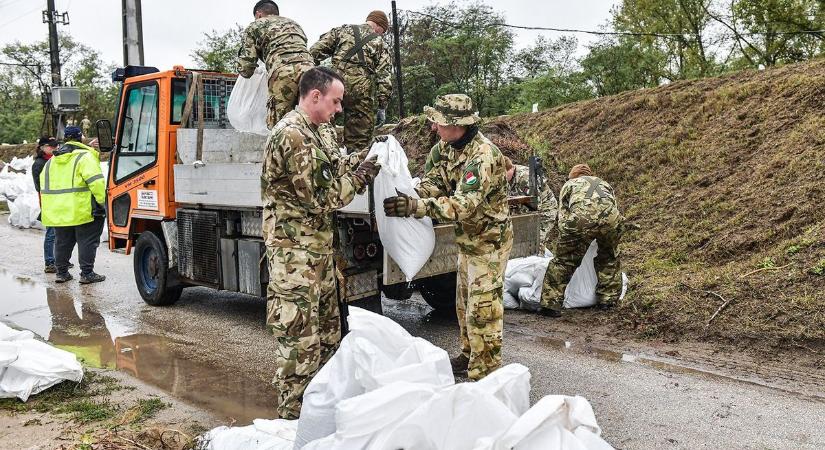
xmin=143 ymin=180 xmax=156 ymax=187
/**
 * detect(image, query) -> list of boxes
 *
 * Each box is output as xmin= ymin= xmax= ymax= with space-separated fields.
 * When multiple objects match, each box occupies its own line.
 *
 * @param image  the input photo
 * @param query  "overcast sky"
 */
xmin=1 ymin=0 xmax=619 ymax=71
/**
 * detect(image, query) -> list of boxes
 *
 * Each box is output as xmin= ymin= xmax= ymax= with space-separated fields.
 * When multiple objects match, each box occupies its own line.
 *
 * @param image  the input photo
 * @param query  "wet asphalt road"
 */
xmin=1 ymin=221 xmax=824 ymax=449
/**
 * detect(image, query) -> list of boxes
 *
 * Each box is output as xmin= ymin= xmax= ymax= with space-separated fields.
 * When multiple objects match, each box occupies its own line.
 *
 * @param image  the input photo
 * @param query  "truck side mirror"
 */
xmin=95 ymin=119 xmax=115 ymax=152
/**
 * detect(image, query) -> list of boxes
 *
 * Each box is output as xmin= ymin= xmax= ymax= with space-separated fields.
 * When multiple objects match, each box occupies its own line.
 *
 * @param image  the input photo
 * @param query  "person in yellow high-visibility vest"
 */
xmin=40 ymin=126 xmax=107 ymax=284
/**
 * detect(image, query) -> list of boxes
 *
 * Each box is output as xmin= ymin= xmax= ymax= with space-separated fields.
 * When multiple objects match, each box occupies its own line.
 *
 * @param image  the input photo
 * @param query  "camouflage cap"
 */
xmin=423 ymin=94 xmax=481 ymax=126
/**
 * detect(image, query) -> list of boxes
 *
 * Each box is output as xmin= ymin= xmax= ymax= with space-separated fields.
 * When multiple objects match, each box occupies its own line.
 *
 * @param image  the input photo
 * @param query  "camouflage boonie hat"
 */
xmin=423 ymin=94 xmax=481 ymax=126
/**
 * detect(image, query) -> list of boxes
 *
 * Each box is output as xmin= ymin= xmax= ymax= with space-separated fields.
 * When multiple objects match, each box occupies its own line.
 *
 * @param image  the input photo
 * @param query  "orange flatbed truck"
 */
xmin=95 ymin=66 xmax=541 ymax=312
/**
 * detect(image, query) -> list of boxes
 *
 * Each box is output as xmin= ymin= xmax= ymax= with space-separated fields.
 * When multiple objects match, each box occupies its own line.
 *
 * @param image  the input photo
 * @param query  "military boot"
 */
xmin=450 ymin=354 xmax=469 ymax=376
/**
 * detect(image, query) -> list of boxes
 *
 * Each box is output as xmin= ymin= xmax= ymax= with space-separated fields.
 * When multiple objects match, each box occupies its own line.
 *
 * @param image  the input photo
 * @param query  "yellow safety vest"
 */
xmin=39 ymin=142 xmax=106 ymax=227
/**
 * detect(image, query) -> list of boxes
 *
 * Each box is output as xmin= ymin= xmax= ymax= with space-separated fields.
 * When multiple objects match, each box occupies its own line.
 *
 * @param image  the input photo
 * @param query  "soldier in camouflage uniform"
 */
xmin=384 ymin=94 xmax=512 ymax=381
xmin=539 ymin=164 xmax=623 ymax=317
xmin=262 ymin=67 xmax=381 ymax=419
xmin=237 ymin=1 xmax=315 ymax=128
xmin=310 ymin=10 xmax=393 ymax=151
xmin=505 ymin=158 xmax=559 ymax=248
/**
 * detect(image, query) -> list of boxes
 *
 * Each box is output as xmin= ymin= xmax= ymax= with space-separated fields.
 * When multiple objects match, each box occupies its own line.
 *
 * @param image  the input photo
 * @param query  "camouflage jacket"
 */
xmin=558 ymin=176 xmax=621 ymax=227
xmin=237 ymin=16 xmax=313 ymax=78
xmin=416 ymin=131 xmax=512 ymax=255
xmin=261 ymin=107 xmax=365 ymax=254
xmin=509 ymin=164 xmax=558 ymax=243
xmin=309 ymin=23 xmax=393 ymax=108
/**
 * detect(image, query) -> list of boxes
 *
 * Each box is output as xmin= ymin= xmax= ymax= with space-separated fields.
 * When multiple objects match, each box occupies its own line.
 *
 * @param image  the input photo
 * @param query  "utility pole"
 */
xmin=391 ymin=1 xmax=405 ymax=119
xmin=42 ymin=0 xmax=69 ymax=136
xmin=122 ymin=0 xmax=145 ymax=66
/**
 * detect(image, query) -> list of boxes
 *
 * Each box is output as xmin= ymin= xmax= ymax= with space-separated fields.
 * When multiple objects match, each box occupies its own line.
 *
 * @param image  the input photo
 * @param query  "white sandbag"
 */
xmin=201 ymin=419 xmax=296 ymax=450
xmin=505 ymin=242 xmax=628 ymax=310
xmin=368 ymin=136 xmax=435 ymax=281
xmin=227 ymin=61 xmax=270 ymax=136
xmin=369 ymin=374 xmax=522 ymax=450
xmin=472 ymin=395 xmax=613 ymax=450
xmin=301 ymin=382 xmax=438 ymax=450
xmin=8 ymin=191 xmax=42 ymax=229
xmin=293 ymin=307 xmax=453 ymax=448
xmin=0 ymin=323 xmax=83 ymax=402
xmin=474 ymin=363 xmax=531 ymax=416
xmin=503 ymin=292 xmax=520 ymax=310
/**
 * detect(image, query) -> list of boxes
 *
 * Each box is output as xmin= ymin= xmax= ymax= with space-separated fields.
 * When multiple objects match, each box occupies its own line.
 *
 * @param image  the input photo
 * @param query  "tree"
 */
xmin=397 ymin=1 xmax=514 ymax=116
xmin=191 ymin=26 xmax=244 ymax=72
xmin=0 ymin=34 xmax=116 ymax=142
xmin=581 ymin=37 xmax=665 ymax=96
xmin=710 ymin=0 xmax=824 ymax=68
xmin=613 ymin=0 xmax=721 ymax=80
xmin=510 ymin=36 xmax=579 ymax=80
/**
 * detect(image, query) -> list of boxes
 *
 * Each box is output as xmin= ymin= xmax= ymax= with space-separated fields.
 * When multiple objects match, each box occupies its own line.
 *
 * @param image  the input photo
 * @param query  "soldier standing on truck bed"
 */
xmin=505 ymin=157 xmax=559 ymax=249
xmin=237 ymin=0 xmax=315 ymax=128
xmin=309 ymin=10 xmax=393 ymax=151
xmin=383 ymin=94 xmax=513 ymax=381
xmin=539 ymin=163 xmax=623 ymax=317
xmin=261 ymin=66 xmax=381 ymax=419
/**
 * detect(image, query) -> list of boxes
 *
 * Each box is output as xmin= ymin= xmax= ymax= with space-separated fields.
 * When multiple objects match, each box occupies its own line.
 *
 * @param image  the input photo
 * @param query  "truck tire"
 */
xmin=418 ymin=272 xmax=457 ymax=313
xmin=134 ymin=231 xmax=183 ymax=306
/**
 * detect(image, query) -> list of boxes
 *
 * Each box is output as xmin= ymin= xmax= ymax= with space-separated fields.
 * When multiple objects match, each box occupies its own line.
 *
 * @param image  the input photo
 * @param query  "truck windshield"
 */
xmin=115 ymin=82 xmax=159 ymax=183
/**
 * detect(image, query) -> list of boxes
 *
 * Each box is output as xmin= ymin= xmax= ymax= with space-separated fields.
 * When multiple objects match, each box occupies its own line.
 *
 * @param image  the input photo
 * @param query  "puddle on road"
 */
xmin=0 ymin=269 xmax=277 ymax=423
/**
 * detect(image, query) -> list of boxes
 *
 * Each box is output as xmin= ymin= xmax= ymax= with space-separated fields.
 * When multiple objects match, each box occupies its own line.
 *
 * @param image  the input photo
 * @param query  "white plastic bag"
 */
xmin=227 ymin=61 xmax=270 ymax=136
xmin=473 ymin=395 xmax=613 ymax=450
xmin=202 ymin=419 xmax=296 ymax=450
xmin=8 ymin=191 xmax=42 ymax=229
xmin=0 ymin=323 xmax=83 ymax=401
xmin=293 ymin=307 xmax=453 ymax=448
xmin=368 ymin=136 xmax=435 ymax=281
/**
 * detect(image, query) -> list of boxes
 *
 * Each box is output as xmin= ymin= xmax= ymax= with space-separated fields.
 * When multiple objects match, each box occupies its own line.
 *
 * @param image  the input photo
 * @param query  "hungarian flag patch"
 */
xmin=461 ymin=164 xmax=481 ymax=191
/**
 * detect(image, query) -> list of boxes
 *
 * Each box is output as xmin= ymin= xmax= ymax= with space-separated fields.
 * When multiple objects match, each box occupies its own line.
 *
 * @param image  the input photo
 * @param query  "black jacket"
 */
xmin=31 ymin=153 xmax=48 ymax=193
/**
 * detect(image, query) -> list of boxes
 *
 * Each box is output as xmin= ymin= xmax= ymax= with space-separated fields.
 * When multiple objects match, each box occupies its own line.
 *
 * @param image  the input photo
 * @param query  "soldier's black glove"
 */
xmin=352 ymin=155 xmax=381 ymax=189
xmin=384 ymin=188 xmax=426 ymax=218
xmin=370 ymin=134 xmax=390 ymax=146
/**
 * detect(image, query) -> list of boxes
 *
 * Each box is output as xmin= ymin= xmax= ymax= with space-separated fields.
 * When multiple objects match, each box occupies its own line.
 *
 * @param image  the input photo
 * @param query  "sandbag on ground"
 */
xmin=0 ymin=322 xmax=83 ymax=401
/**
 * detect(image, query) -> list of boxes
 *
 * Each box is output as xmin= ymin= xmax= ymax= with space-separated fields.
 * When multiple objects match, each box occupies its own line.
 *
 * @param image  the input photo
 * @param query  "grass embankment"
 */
xmin=394 ymin=59 xmax=825 ymax=350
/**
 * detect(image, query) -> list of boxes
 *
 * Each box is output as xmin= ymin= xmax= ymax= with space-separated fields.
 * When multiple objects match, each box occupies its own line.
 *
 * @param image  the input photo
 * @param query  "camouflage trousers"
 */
xmin=341 ymin=78 xmax=377 ymax=151
xmin=540 ymin=216 xmax=622 ymax=311
xmin=267 ymin=62 xmax=314 ymax=129
xmin=266 ymin=246 xmax=340 ymax=419
xmin=456 ymin=237 xmax=512 ymax=380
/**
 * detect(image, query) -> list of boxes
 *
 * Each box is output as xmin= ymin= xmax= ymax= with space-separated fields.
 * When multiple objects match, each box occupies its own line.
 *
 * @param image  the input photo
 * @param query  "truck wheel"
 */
xmin=418 ymin=272 xmax=457 ymax=313
xmin=134 ymin=231 xmax=182 ymax=306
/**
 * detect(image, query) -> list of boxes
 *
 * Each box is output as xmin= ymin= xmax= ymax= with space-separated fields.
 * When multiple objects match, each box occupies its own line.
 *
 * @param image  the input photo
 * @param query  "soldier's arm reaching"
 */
xmin=237 ymin=25 xmax=260 ymax=78
xmin=539 ymin=181 xmax=559 ymax=227
xmin=309 ymin=27 xmax=338 ymax=64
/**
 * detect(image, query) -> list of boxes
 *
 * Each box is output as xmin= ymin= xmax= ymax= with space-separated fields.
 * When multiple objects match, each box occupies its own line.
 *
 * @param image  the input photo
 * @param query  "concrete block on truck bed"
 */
xmin=176 ymin=128 xmax=267 ymax=164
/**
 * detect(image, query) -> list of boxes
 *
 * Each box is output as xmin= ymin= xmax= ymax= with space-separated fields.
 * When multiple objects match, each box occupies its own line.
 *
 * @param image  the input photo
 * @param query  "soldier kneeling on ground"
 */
xmin=538 ymin=163 xmax=623 ymax=317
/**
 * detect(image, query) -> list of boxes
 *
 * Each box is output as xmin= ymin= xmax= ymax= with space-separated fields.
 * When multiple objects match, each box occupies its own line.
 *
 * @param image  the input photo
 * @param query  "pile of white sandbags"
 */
xmin=0 ymin=156 xmax=42 ymax=229
xmin=201 ymin=308 xmax=613 ymax=450
xmin=504 ymin=242 xmax=628 ymax=311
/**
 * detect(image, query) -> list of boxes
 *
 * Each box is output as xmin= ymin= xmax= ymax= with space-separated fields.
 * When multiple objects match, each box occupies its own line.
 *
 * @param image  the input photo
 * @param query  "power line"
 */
xmin=0 ymin=4 xmax=42 ymax=28
xmin=403 ymin=9 xmax=825 ymax=38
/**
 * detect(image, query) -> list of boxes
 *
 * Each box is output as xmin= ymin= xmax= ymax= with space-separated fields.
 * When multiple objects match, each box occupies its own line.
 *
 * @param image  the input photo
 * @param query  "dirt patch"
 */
xmin=0 ymin=369 xmax=217 ymax=450
xmin=391 ymin=116 xmax=539 ymax=177
xmin=392 ymin=59 xmax=825 ymax=349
